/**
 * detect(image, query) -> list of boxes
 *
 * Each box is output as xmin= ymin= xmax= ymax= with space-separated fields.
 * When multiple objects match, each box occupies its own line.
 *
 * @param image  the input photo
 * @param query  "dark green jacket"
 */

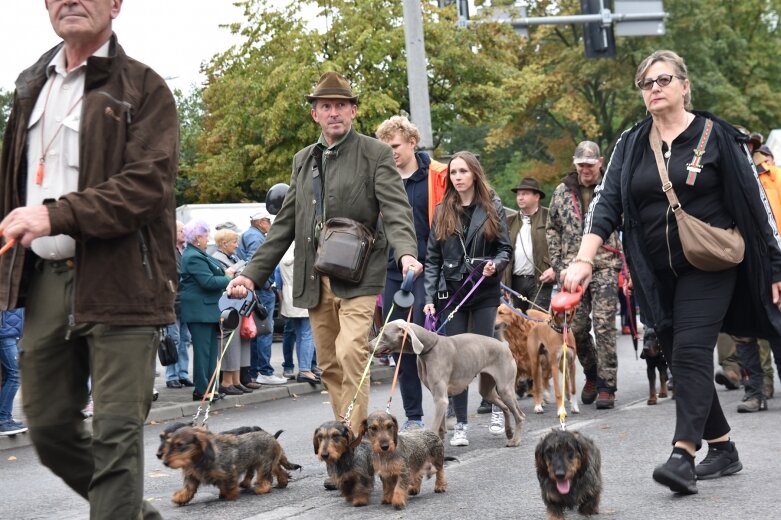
xmin=180 ymin=244 xmax=230 ymax=323
xmin=502 ymin=206 xmax=552 ymax=287
xmin=242 ymin=128 xmax=417 ymax=308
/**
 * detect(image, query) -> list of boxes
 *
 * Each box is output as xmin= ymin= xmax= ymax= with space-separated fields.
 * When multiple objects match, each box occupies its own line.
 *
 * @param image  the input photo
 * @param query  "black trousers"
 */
xmin=511 ymin=274 xmax=552 ymax=312
xmin=382 ymin=276 xmax=426 ymax=422
xmin=655 ymin=266 xmax=736 ymax=450
xmin=446 ymin=306 xmax=498 ymax=423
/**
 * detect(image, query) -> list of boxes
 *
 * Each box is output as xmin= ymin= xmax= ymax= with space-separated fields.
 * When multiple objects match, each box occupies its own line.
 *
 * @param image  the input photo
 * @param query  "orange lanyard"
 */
xmin=36 ymin=78 xmax=84 ymax=186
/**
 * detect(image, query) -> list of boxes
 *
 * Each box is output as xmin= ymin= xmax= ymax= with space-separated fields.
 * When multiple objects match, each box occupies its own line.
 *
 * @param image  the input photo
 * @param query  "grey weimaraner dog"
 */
xmin=372 ymin=319 xmax=525 ymax=447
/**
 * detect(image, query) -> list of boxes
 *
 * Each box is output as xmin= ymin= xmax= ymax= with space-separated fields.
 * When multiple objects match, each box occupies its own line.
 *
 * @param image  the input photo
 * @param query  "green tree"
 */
xmin=0 ymin=88 xmax=13 ymax=149
xmin=184 ymin=0 xmax=522 ymax=202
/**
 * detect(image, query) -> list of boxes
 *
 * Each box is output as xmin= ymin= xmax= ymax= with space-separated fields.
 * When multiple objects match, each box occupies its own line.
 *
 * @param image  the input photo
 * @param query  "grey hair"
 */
xmin=183 ymin=220 xmax=210 ymax=243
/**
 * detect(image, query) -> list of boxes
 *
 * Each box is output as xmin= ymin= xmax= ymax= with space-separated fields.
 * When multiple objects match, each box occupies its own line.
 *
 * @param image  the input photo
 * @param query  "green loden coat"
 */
xmin=179 ymin=243 xmax=230 ymax=323
xmin=242 ymin=128 xmax=418 ymax=308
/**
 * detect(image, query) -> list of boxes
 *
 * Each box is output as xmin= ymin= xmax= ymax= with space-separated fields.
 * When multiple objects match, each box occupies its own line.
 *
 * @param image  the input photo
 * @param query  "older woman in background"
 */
xmin=180 ymin=220 xmax=234 ymax=401
xmin=212 ymin=228 xmax=256 ymax=394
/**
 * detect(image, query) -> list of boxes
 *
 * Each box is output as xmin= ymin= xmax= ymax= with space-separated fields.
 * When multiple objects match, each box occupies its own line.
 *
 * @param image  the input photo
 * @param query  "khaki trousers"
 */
xmin=19 ymin=261 xmax=161 ymax=520
xmin=309 ymin=276 xmax=376 ymax=434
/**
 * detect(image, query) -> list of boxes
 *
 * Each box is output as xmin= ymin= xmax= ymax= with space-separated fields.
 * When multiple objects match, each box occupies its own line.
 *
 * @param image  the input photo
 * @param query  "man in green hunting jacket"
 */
xmin=228 ymin=72 xmax=421 ymax=439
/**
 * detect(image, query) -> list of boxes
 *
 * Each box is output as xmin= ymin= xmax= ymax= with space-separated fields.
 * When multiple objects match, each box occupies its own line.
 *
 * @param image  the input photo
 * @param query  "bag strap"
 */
xmin=649 ymin=125 xmax=683 ymax=213
xmin=684 ymin=118 xmax=714 ymax=186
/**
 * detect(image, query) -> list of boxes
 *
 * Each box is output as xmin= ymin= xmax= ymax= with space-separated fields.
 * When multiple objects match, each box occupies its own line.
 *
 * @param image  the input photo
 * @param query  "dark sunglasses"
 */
xmin=637 ymin=73 xmax=683 ymax=90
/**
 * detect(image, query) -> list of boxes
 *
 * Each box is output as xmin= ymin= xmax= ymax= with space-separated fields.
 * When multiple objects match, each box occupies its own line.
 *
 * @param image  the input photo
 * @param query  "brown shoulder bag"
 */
xmin=649 ymin=122 xmax=744 ymax=271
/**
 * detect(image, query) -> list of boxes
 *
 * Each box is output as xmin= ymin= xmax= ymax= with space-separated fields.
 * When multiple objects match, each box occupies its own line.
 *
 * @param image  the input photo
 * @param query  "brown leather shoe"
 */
xmin=595 ymin=391 xmax=615 ymax=409
xmin=714 ymin=369 xmax=740 ymax=390
xmin=243 ymin=381 xmax=262 ymax=389
xmin=581 ymin=380 xmax=598 ymax=405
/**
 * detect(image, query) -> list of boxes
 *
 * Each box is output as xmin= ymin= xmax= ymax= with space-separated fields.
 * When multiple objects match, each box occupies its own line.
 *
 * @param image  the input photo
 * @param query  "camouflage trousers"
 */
xmin=571 ymin=267 xmax=619 ymax=391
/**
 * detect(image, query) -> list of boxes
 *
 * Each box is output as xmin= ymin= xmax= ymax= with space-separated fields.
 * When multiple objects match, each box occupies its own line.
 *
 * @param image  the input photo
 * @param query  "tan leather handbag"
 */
xmin=649 ymin=123 xmax=744 ymax=271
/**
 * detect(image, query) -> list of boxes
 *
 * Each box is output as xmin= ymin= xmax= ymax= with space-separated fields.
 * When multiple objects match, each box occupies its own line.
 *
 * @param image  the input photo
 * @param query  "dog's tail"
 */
xmin=280 ymin=454 xmax=302 ymax=472
xmin=273 ymin=429 xmax=284 ymax=439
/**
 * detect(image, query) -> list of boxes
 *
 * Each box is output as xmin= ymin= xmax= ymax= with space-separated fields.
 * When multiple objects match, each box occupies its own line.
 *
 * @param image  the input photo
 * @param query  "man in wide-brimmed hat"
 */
xmin=502 ymin=176 xmax=555 ymax=313
xmin=227 ymin=72 xmax=422 ymax=470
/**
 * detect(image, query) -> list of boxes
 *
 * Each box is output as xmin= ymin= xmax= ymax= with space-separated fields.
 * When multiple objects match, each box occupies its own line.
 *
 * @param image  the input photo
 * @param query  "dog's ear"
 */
xmin=406 ymin=325 xmax=425 ymax=354
xmin=572 ymin=431 xmax=589 ymax=467
xmin=313 ymin=428 xmax=322 ymax=455
xmin=194 ymin=429 xmax=216 ymax=465
xmin=391 ymin=414 xmax=399 ymax=445
xmin=351 ymin=421 xmax=366 ymax=448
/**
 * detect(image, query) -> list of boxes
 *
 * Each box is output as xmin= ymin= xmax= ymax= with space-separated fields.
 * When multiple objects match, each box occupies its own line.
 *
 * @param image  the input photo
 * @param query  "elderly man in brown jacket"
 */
xmin=228 ymin=73 xmax=421 ymax=447
xmin=0 ymin=1 xmax=177 ymax=518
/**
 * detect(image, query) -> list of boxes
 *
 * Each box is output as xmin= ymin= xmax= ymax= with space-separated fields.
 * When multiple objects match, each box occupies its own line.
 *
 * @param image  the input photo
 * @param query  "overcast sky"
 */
xmin=0 ymin=0 xmax=254 ymax=93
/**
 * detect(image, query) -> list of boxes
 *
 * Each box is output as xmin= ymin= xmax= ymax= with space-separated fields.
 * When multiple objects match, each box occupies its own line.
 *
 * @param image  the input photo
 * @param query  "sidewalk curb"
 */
xmin=0 ymin=365 xmax=395 ymax=452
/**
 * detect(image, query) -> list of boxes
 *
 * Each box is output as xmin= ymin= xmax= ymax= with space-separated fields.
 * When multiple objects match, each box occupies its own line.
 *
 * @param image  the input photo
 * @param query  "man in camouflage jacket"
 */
xmin=547 ymin=141 xmax=623 ymax=409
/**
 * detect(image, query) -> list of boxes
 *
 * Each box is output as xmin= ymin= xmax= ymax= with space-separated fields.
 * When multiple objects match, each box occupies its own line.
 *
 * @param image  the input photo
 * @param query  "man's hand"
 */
xmin=0 ymin=206 xmax=51 ymax=247
xmin=226 ymin=275 xmax=255 ymax=299
xmin=400 ymin=255 xmax=423 ymax=278
xmin=539 ymin=267 xmax=555 ymax=284
xmin=772 ymin=281 xmax=781 ymax=310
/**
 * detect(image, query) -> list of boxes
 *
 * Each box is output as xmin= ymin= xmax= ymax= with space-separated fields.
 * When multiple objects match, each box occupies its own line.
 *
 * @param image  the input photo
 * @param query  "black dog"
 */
xmin=641 ymin=328 xmax=670 ymax=405
xmin=535 ymin=429 xmax=602 ymax=520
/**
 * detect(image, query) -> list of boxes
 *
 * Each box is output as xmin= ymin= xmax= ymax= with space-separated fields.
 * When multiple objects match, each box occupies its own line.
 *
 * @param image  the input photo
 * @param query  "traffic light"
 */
xmin=581 ymin=0 xmax=616 ymax=58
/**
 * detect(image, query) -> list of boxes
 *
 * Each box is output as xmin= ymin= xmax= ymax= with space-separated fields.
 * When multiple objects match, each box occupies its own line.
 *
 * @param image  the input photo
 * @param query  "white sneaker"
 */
xmin=489 ymin=404 xmax=504 ymax=435
xmin=257 ymin=374 xmax=287 ymax=385
xmin=450 ymin=422 xmax=469 ymax=446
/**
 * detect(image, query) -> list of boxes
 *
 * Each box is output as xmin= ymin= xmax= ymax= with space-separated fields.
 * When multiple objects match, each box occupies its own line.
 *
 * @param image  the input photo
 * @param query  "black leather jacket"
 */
xmin=424 ymin=196 xmax=512 ymax=305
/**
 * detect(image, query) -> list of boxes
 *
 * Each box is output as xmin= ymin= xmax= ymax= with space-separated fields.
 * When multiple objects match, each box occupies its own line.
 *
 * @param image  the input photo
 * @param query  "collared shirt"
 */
xmin=26 ymin=41 xmax=110 ymax=260
xmin=513 ymin=214 xmax=535 ymax=276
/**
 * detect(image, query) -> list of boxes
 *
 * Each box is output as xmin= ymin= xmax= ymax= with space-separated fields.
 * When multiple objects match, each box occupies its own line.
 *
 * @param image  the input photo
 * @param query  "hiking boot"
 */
xmin=477 ymin=399 xmax=492 ymax=414
xmin=652 ymin=448 xmax=698 ymax=494
xmin=581 ymin=380 xmax=598 ymax=405
xmin=489 ymin=405 xmax=504 ymax=436
xmin=714 ymin=369 xmax=740 ymax=390
xmin=695 ymin=441 xmax=742 ymax=480
xmin=595 ymin=391 xmax=615 ymax=409
xmin=401 ymin=420 xmax=424 ymax=432
xmin=450 ymin=422 xmax=469 ymax=447
xmin=737 ymin=395 xmax=767 ymax=413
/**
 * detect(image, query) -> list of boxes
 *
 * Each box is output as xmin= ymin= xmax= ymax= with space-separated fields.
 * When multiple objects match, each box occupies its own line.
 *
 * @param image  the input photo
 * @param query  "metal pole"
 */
xmin=402 ymin=0 xmax=434 ymax=154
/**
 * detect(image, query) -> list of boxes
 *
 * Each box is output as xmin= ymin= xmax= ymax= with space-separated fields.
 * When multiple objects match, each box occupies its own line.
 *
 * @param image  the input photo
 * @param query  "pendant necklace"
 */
xmin=36 ymin=79 xmax=84 ymax=186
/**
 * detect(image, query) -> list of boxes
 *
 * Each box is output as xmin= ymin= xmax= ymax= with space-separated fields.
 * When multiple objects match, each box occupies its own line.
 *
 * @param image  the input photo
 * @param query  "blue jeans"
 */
xmin=164 ymin=319 xmax=191 ymax=382
xmin=287 ymin=317 xmax=316 ymax=372
xmin=0 ymin=337 xmax=21 ymax=422
xmin=250 ymin=289 xmax=276 ymax=378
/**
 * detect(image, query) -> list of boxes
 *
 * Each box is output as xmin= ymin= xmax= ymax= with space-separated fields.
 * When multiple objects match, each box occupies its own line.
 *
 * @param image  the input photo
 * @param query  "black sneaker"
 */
xmin=581 ymin=379 xmax=598 ymax=405
xmin=695 ymin=442 xmax=743 ymax=480
xmin=477 ymin=399 xmax=492 ymax=414
xmin=652 ymin=449 xmax=698 ymax=494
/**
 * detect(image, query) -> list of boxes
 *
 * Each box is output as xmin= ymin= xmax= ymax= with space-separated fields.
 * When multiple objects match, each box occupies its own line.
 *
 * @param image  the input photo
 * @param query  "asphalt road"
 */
xmin=2 ymin=332 xmax=780 ymax=520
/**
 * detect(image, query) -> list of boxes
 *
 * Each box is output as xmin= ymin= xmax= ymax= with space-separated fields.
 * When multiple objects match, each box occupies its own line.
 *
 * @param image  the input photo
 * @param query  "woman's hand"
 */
xmin=561 ymin=261 xmax=593 ymax=293
xmin=772 ymin=281 xmax=781 ymax=310
xmin=482 ymin=260 xmax=497 ymax=277
xmin=423 ymin=303 xmax=436 ymax=316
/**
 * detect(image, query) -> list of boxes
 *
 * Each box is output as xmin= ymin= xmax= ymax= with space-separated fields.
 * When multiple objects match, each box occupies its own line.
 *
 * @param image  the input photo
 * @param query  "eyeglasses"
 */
xmin=636 ymin=73 xmax=683 ymax=91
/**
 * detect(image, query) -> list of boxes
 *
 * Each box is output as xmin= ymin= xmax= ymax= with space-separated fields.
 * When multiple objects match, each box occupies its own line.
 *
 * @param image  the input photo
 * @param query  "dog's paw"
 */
xmin=570 ymin=402 xmax=580 ymax=414
xmin=171 ymin=489 xmax=194 ymax=506
xmin=534 ymin=404 xmax=544 ymax=414
xmin=557 ymin=405 xmax=567 ymax=417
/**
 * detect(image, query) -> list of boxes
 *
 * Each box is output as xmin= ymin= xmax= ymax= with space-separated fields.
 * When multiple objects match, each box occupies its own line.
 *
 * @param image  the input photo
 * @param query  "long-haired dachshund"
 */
xmin=535 ymin=428 xmax=602 ymax=520
xmin=313 ymin=420 xmax=375 ymax=506
xmin=496 ymin=305 xmax=579 ymax=416
xmin=361 ymin=411 xmax=448 ymax=509
xmin=162 ymin=426 xmax=300 ymax=505
xmin=641 ymin=328 xmax=669 ymax=405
